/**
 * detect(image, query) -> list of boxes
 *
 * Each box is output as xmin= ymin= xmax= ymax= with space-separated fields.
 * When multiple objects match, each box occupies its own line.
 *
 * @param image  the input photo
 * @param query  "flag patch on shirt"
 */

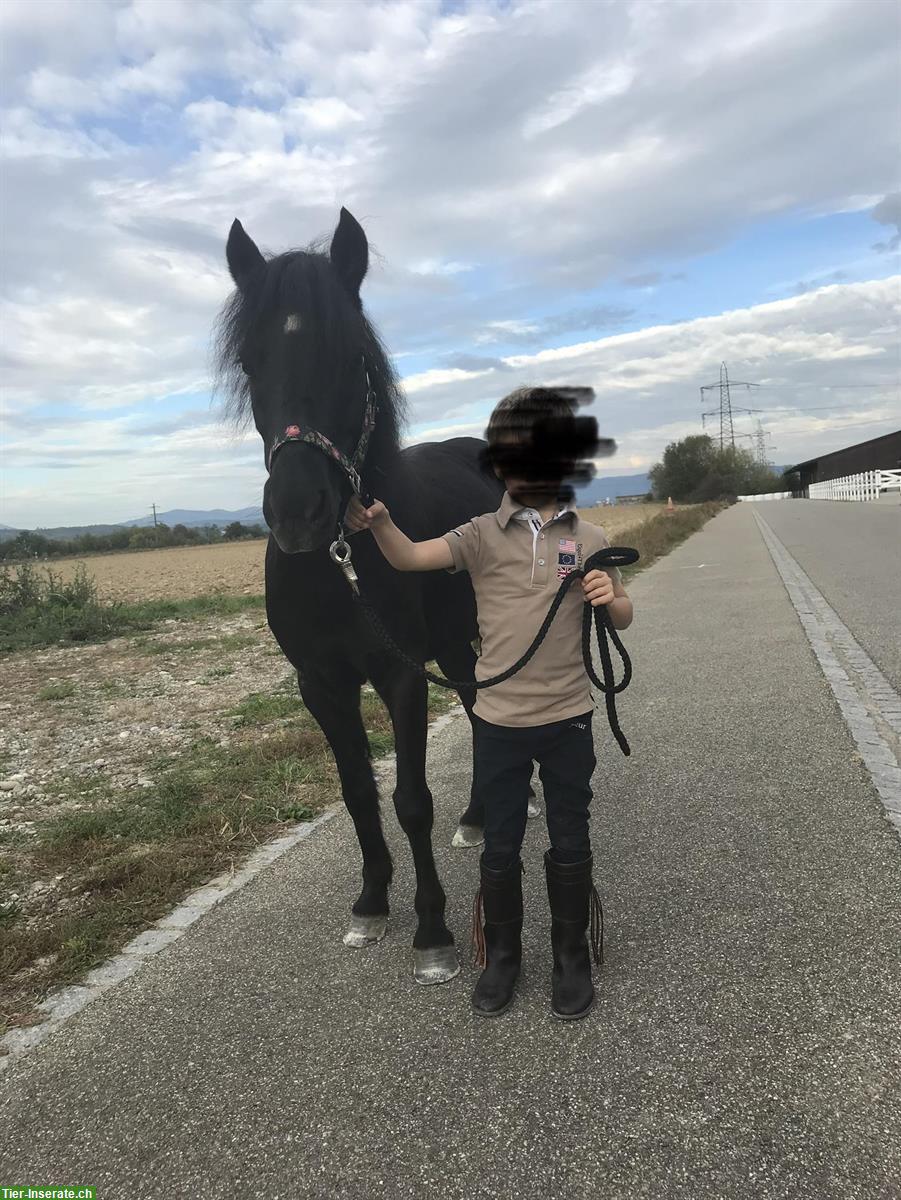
xmin=557 ymin=554 xmax=576 ymax=579
xmin=557 ymin=539 xmax=585 ymax=580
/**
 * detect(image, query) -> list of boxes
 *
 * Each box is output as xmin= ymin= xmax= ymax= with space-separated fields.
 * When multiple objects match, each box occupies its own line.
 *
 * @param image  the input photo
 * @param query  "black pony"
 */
xmin=215 ymin=208 xmax=504 ymax=983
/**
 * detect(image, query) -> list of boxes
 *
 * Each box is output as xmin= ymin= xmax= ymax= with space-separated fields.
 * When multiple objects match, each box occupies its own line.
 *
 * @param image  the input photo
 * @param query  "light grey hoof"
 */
xmin=413 ymin=945 xmax=461 ymax=986
xmin=342 ymin=914 xmax=388 ymax=947
xmin=527 ymin=796 xmax=541 ymax=819
xmin=452 ymin=823 xmax=484 ymax=848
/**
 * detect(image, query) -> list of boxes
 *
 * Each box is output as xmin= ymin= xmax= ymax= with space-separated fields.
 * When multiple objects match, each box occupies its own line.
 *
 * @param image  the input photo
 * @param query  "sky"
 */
xmin=1 ymin=0 xmax=899 ymax=529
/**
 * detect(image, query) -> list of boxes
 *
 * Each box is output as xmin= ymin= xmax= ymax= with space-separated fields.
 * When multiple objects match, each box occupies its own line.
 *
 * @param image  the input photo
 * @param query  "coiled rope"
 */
xmin=355 ymin=546 xmax=639 ymax=756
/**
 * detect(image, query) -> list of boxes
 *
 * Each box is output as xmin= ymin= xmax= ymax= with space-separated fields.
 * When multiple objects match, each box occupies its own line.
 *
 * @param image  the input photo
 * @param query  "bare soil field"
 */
xmin=45 ymin=538 xmax=269 ymax=603
xmin=41 ymin=504 xmax=662 ymax=604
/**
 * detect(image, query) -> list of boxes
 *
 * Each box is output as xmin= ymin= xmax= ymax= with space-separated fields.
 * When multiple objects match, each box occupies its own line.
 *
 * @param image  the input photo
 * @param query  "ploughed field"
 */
xmin=44 ymin=538 xmax=269 ymax=604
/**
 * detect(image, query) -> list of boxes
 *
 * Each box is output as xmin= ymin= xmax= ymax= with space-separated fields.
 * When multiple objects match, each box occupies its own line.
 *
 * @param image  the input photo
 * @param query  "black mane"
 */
xmin=213 ymin=245 xmax=407 ymax=465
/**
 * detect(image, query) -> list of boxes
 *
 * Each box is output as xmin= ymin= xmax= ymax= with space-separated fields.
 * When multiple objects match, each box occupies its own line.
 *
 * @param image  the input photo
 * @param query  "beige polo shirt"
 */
xmin=442 ymin=491 xmax=621 ymax=728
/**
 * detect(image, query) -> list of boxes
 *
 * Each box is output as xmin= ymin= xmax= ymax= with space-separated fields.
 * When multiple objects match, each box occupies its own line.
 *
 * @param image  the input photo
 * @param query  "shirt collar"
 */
xmin=496 ymin=490 xmax=578 ymax=530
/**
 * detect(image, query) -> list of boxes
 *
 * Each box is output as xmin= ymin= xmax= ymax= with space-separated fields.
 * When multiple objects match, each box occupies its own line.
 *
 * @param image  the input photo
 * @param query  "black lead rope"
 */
xmin=354 ymin=546 xmax=640 ymax=756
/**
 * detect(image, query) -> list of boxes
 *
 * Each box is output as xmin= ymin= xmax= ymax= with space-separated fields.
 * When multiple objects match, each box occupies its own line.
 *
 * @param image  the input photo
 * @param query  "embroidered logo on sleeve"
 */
xmin=450 ymin=528 xmax=464 ymax=538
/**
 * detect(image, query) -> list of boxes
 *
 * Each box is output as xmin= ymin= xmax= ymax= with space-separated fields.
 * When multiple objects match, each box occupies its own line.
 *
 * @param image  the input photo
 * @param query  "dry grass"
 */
xmin=580 ymin=502 xmax=667 ymax=539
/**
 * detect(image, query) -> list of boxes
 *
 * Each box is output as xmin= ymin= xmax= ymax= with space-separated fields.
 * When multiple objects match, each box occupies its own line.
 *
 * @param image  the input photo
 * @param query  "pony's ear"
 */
xmin=329 ymin=207 xmax=368 ymax=299
xmin=226 ymin=219 xmax=266 ymax=290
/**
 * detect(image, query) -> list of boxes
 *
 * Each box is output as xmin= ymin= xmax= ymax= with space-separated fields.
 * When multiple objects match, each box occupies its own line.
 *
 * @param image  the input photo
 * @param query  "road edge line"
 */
xmin=753 ymin=509 xmax=901 ymax=843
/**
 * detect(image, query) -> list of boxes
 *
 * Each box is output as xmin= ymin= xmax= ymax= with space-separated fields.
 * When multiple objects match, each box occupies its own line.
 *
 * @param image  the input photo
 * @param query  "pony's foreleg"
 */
xmin=297 ymin=668 xmax=393 ymax=947
xmin=434 ymin=642 xmax=486 ymax=848
xmin=370 ymin=661 xmax=459 ymax=986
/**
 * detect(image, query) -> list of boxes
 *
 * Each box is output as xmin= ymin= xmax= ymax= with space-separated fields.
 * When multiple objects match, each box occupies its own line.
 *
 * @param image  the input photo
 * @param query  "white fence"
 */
xmin=808 ymin=469 xmax=901 ymax=501
xmin=737 ymin=491 xmax=793 ymax=501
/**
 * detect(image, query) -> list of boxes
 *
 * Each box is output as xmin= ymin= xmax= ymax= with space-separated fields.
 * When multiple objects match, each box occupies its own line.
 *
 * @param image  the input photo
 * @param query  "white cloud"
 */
xmin=523 ymin=61 xmax=637 ymax=139
xmin=403 ymin=366 xmax=496 ymax=394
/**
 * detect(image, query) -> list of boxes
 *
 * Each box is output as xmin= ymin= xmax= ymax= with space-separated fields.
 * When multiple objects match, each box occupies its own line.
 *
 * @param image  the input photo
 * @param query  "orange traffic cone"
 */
xmin=666 ymin=496 xmax=675 ymax=515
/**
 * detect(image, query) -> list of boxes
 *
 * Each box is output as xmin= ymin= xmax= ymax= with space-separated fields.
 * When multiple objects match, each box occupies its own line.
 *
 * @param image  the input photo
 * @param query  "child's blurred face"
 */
xmin=491 ymin=435 xmax=563 ymax=505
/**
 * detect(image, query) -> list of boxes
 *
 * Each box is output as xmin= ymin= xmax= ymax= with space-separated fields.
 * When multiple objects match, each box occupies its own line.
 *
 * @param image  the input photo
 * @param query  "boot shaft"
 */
xmin=544 ymin=851 xmax=603 ymax=966
xmin=472 ymin=857 xmax=523 ymax=969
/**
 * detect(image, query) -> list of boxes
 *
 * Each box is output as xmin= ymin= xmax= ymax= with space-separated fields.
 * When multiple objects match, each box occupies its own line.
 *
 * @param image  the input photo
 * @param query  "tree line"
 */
xmin=0 ymin=521 xmax=268 ymax=562
xmin=648 ymin=435 xmax=783 ymax=502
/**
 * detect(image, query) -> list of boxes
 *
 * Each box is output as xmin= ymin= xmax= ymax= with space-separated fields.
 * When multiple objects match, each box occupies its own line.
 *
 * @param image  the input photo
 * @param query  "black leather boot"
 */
xmin=471 ymin=858 xmax=523 ymax=1017
xmin=544 ymin=851 xmax=604 ymax=1020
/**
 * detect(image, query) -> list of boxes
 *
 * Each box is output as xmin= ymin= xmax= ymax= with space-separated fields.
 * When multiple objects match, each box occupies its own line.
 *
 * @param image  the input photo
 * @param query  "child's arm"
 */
xmin=345 ymin=497 xmax=454 ymax=572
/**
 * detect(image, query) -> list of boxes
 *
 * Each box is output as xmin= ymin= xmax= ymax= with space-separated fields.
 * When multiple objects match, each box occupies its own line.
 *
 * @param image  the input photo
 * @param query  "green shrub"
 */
xmin=0 ymin=563 xmax=120 ymax=653
xmin=0 ymin=562 xmax=264 ymax=654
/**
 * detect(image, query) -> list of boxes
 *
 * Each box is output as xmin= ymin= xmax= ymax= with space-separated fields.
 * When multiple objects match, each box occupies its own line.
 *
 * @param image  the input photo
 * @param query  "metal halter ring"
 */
xmin=328 ymin=535 xmax=359 ymax=595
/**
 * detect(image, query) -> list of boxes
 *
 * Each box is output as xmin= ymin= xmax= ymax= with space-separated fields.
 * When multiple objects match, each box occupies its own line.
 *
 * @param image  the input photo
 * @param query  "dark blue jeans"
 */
xmin=473 ymin=711 xmax=596 ymax=871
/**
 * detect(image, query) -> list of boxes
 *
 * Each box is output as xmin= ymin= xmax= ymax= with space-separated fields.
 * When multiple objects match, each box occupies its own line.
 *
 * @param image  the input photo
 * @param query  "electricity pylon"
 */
xmin=700 ymin=362 xmax=761 ymax=448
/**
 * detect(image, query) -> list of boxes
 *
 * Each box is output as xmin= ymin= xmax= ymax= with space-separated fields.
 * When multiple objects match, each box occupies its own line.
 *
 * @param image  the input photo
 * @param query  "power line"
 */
xmin=777 ymin=416 xmax=900 ymax=430
xmin=754 ymin=404 xmax=900 ymax=413
xmin=752 ymin=383 xmax=897 ymax=389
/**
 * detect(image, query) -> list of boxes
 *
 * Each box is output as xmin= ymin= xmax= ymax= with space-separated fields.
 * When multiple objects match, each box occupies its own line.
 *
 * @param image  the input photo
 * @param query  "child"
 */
xmin=345 ymin=386 xmax=633 ymax=1019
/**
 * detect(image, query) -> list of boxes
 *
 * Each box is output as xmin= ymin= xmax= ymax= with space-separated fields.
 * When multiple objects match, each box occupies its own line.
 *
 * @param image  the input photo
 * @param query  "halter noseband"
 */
xmin=266 ymin=361 xmax=377 ymax=498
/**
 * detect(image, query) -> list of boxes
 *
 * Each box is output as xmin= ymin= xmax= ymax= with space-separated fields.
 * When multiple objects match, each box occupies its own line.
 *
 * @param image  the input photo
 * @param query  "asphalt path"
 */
xmin=2 ymin=503 xmax=900 ymax=1200
xmin=755 ymin=498 xmax=901 ymax=691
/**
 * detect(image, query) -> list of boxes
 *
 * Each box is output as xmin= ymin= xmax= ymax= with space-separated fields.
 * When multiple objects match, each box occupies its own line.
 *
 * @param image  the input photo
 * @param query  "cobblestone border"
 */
xmin=754 ymin=510 xmax=901 ymax=840
xmin=0 ymin=705 xmax=466 ymax=1073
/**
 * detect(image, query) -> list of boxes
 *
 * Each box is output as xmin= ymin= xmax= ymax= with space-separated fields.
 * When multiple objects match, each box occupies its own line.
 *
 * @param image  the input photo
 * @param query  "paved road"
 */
xmin=756 ymin=498 xmax=901 ymax=691
xmin=2 ymin=503 xmax=900 ymax=1200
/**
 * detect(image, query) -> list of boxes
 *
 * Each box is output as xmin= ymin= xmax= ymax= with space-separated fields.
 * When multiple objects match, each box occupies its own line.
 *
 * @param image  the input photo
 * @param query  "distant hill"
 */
xmin=121 ymin=506 xmax=265 ymax=529
xmin=0 ymin=507 xmax=266 ymax=541
xmin=577 ymin=473 xmax=652 ymax=505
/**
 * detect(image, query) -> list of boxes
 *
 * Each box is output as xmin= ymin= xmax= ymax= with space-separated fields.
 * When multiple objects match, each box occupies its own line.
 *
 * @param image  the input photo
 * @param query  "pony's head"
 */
xmin=215 ymin=208 xmax=404 ymax=554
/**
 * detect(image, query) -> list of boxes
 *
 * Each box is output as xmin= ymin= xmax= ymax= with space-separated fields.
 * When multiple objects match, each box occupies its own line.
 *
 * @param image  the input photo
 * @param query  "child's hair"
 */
xmin=485 ymin=386 xmax=592 ymax=447
xmin=484 ymin=385 xmax=600 ymax=488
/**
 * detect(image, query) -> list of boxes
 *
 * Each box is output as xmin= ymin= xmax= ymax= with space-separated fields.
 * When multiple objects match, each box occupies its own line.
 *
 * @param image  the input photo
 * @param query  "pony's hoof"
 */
xmin=526 ymin=796 xmax=541 ymax=819
xmin=413 ymin=945 xmax=461 ymax=985
xmin=452 ymin=824 xmax=484 ymax=848
xmin=342 ymin=914 xmax=388 ymax=947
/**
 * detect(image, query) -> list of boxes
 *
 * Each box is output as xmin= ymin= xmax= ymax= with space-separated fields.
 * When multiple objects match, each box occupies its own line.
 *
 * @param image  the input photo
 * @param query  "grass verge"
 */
xmin=0 ymin=681 xmax=456 ymax=1037
xmin=614 ymin=501 xmax=726 ymax=578
xmin=0 ymin=562 xmax=263 ymax=654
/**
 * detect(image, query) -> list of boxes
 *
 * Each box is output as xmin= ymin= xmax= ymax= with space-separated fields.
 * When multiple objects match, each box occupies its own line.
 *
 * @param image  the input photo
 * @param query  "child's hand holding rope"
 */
xmin=346 ymin=495 xmax=389 ymax=532
xmin=582 ymin=569 xmax=615 ymax=608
